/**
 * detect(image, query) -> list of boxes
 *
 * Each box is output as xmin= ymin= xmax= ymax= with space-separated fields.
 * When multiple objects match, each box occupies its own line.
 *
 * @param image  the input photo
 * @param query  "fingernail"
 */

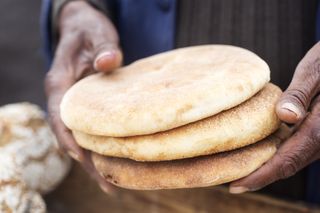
xmin=94 ymin=52 xmax=115 ymax=69
xmin=67 ymin=151 xmax=80 ymax=162
xmin=281 ymin=102 xmax=300 ymax=118
xmin=99 ymin=183 xmax=117 ymax=196
xmin=229 ymin=186 xmax=249 ymax=194
xmin=100 ymin=183 xmax=110 ymax=193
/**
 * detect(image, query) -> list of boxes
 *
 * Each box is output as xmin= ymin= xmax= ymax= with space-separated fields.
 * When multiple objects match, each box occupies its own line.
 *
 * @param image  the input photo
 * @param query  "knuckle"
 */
xmin=55 ymin=137 xmax=66 ymax=148
xmin=299 ymin=48 xmax=320 ymax=72
xmin=310 ymin=126 xmax=320 ymax=143
xmin=276 ymin=153 xmax=301 ymax=179
xmin=59 ymin=23 xmax=84 ymax=40
xmin=47 ymin=109 xmax=59 ymax=123
xmin=297 ymin=59 xmax=320 ymax=92
xmin=45 ymin=68 xmax=74 ymax=95
xmin=313 ymin=62 xmax=320 ymax=81
xmin=56 ymin=139 xmax=68 ymax=153
xmin=45 ymin=70 xmax=59 ymax=89
xmin=308 ymin=59 xmax=320 ymax=80
xmin=44 ymin=71 xmax=55 ymax=95
xmin=311 ymin=95 xmax=320 ymax=110
xmin=285 ymin=88 xmax=309 ymax=110
xmin=44 ymin=71 xmax=62 ymax=95
xmin=311 ymin=126 xmax=320 ymax=141
xmin=276 ymin=128 xmax=320 ymax=180
xmin=94 ymin=42 xmax=117 ymax=55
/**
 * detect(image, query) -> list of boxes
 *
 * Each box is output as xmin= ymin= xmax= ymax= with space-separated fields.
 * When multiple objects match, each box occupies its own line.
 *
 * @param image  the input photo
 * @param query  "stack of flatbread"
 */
xmin=60 ymin=45 xmax=290 ymax=190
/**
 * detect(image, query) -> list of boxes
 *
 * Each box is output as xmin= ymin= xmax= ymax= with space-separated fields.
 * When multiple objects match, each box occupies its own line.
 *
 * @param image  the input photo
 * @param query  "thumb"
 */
xmin=229 ymin=111 xmax=319 ymax=194
xmin=276 ymin=82 xmax=314 ymax=124
xmin=276 ymin=43 xmax=320 ymax=124
xmin=93 ymin=44 xmax=123 ymax=73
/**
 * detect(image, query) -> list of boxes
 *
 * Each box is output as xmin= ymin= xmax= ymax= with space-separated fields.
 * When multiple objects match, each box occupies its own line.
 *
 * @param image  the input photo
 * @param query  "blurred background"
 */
xmin=0 ymin=0 xmax=45 ymax=108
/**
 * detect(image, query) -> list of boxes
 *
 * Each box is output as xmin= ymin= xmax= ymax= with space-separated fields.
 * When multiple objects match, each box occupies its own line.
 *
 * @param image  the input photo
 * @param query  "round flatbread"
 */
xmin=92 ymin=125 xmax=291 ymax=190
xmin=61 ymin=45 xmax=270 ymax=137
xmin=74 ymin=84 xmax=281 ymax=161
xmin=0 ymin=103 xmax=71 ymax=194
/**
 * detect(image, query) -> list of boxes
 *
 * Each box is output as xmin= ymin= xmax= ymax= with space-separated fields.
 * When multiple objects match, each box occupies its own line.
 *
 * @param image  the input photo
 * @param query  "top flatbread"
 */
xmin=61 ymin=45 xmax=270 ymax=137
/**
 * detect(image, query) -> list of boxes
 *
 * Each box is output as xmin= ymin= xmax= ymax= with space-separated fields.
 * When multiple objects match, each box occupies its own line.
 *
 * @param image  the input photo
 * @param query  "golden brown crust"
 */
xmin=74 ymin=83 xmax=281 ymax=161
xmin=61 ymin=45 xmax=270 ymax=137
xmin=92 ymin=126 xmax=291 ymax=190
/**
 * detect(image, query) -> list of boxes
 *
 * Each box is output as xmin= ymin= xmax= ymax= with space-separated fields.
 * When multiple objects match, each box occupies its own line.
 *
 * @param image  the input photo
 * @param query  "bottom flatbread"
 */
xmin=93 ymin=125 xmax=291 ymax=190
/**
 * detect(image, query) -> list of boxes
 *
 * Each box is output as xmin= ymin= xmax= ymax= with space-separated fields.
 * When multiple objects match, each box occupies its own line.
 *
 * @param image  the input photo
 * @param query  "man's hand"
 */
xmin=45 ymin=1 xmax=122 ymax=194
xmin=229 ymin=42 xmax=320 ymax=194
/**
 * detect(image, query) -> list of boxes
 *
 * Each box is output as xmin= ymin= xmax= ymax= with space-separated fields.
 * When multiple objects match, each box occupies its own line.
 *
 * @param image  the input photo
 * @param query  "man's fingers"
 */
xmin=47 ymin=94 xmax=85 ymax=161
xmin=59 ymin=0 xmax=122 ymax=73
xmin=93 ymin=47 xmax=123 ymax=73
xmin=81 ymin=150 xmax=117 ymax=195
xmin=90 ymin=20 xmax=122 ymax=73
xmin=46 ymin=71 xmax=116 ymax=194
xmin=230 ymin=100 xmax=320 ymax=193
xmin=50 ymin=112 xmax=84 ymax=162
xmin=45 ymin=60 xmax=84 ymax=160
xmin=89 ymin=14 xmax=122 ymax=73
xmin=276 ymin=85 xmax=316 ymax=123
xmin=276 ymin=42 xmax=320 ymax=124
xmin=229 ymin=133 xmax=315 ymax=193
xmin=48 ymin=1 xmax=122 ymax=194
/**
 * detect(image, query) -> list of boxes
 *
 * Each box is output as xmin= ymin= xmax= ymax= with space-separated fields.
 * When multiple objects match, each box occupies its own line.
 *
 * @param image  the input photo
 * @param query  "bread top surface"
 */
xmin=61 ymin=45 xmax=270 ymax=137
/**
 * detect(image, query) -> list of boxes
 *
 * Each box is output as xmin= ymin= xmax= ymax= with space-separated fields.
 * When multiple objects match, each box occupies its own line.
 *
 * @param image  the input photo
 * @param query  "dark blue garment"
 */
xmin=41 ymin=0 xmax=320 ymax=203
xmin=40 ymin=0 xmax=53 ymax=68
xmin=41 ymin=0 xmax=176 ymax=66
xmin=112 ymin=0 xmax=176 ymax=64
xmin=307 ymin=163 xmax=320 ymax=204
xmin=317 ymin=2 xmax=320 ymax=41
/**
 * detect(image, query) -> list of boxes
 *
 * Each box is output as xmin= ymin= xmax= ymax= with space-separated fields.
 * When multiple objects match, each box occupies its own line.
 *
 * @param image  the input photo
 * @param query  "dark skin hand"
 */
xmin=46 ymin=1 xmax=320 ymax=194
xmin=45 ymin=1 xmax=122 ymax=194
xmin=230 ymin=42 xmax=320 ymax=194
